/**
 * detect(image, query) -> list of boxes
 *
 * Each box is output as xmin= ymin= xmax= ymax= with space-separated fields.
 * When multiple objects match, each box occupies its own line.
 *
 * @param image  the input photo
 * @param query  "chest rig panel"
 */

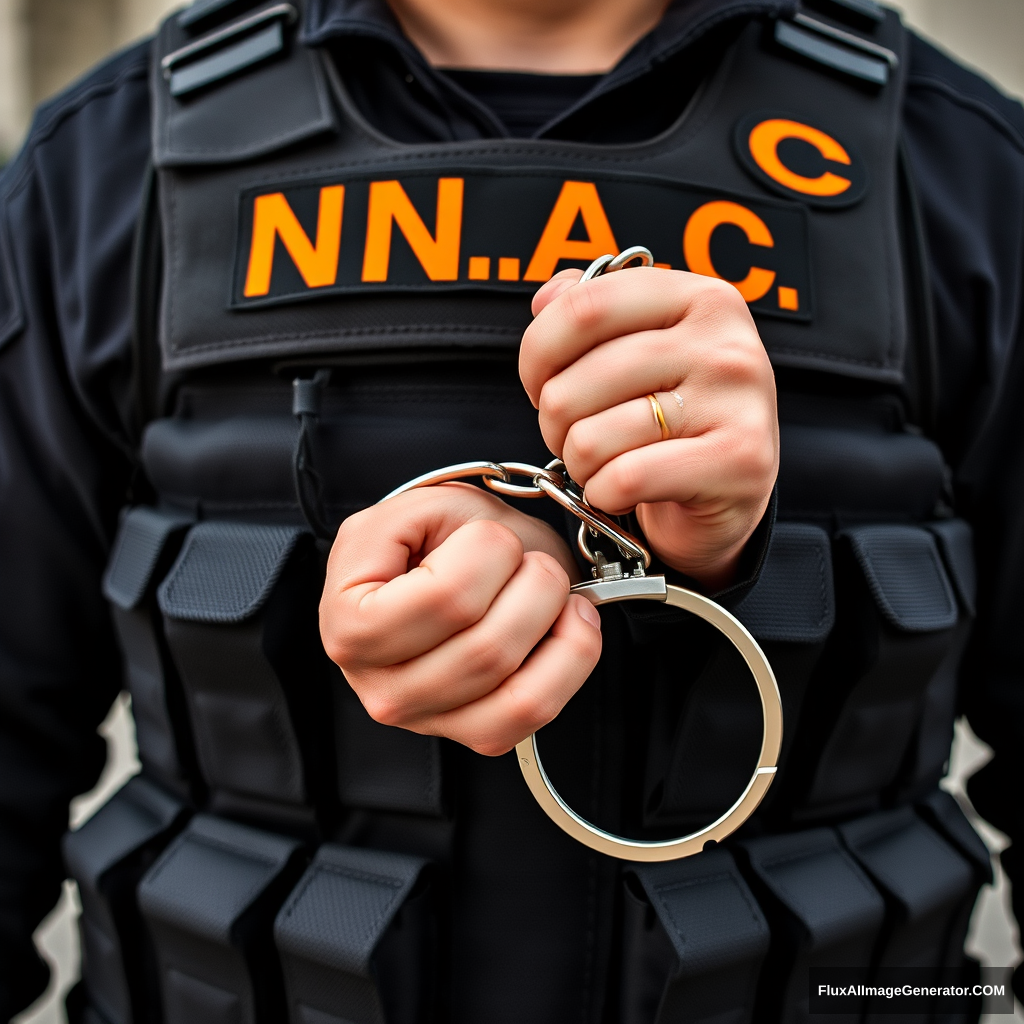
xmin=152 ymin=7 xmax=907 ymax=380
xmin=69 ymin=7 xmax=992 ymax=1024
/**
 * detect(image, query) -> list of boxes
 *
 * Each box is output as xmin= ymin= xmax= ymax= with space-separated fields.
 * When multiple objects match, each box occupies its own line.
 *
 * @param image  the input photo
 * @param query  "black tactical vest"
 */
xmin=64 ymin=4 xmax=994 ymax=1024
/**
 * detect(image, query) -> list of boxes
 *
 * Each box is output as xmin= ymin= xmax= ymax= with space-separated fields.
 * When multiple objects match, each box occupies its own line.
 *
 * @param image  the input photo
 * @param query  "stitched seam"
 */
xmin=907 ymin=73 xmax=1024 ymax=155
xmin=278 ymin=861 xmax=410 ymax=950
xmin=1 ymin=54 xmax=149 ymax=200
xmin=169 ymin=323 xmax=522 ymax=355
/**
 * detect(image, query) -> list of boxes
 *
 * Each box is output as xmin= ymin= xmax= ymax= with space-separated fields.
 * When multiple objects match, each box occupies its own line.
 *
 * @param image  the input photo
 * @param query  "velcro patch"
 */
xmin=232 ymin=168 xmax=812 ymax=321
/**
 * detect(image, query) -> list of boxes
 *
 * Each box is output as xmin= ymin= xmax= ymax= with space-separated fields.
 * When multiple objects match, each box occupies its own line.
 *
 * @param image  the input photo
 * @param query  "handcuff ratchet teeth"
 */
xmin=377 ymin=249 xmax=782 ymax=861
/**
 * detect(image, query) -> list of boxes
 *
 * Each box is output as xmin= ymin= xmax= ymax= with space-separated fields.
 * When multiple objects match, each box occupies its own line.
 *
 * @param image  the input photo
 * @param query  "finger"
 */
xmin=520 ymin=268 xmax=749 ymax=405
xmin=359 ymin=550 xmax=571 ymax=723
xmin=530 ymin=268 xmax=583 ymax=317
xmin=562 ymin=390 xmax=689 ymax=484
xmin=535 ymin=322 xmax=711 ymax=457
xmin=583 ymin=420 xmax=777 ymax=515
xmin=323 ymin=517 xmax=524 ymax=669
xmin=422 ymin=594 xmax=603 ymax=756
xmin=326 ymin=485 xmax=503 ymax=591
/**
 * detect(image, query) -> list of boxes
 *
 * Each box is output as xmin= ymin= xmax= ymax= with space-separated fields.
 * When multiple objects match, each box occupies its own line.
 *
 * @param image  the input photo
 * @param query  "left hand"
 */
xmin=520 ymin=266 xmax=779 ymax=591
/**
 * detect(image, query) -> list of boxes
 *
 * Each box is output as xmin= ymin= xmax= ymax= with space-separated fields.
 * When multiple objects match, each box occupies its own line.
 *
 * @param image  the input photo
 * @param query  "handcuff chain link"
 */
xmin=381 ymin=457 xmax=651 ymax=569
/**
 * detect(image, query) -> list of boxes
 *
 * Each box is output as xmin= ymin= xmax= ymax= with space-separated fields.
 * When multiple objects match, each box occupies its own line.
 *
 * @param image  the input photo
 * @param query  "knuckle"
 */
xmin=725 ymin=427 xmax=778 ymax=487
xmin=506 ymin=685 xmax=559 ymax=736
xmin=563 ymin=421 xmax=599 ymax=469
xmin=437 ymin=586 xmax=489 ymax=633
xmin=524 ymin=550 xmax=570 ymax=595
xmin=359 ymin=686 xmax=408 ymax=729
xmin=602 ymin=458 xmax=644 ymax=503
xmin=468 ymin=735 xmax=516 ymax=757
xmin=466 ymin=632 xmax=522 ymax=683
xmin=562 ymin=279 xmax=605 ymax=333
xmin=538 ymin=377 xmax=572 ymax=427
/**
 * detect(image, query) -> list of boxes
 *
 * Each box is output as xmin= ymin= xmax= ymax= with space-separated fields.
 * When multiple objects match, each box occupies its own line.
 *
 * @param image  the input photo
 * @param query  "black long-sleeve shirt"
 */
xmin=2 ymin=0 xmax=1024 ymax=1015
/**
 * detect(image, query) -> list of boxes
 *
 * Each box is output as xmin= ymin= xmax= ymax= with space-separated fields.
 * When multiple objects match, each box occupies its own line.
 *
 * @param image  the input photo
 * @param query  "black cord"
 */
xmin=292 ymin=369 xmax=336 ymax=540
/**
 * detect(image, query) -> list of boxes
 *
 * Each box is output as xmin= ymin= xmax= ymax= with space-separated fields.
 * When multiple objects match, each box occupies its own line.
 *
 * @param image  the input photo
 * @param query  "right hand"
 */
xmin=319 ymin=484 xmax=603 ymax=756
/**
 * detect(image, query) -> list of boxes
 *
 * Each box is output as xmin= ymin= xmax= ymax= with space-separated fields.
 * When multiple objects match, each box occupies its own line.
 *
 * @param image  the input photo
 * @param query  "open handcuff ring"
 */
xmin=378 ymin=250 xmax=782 ymax=862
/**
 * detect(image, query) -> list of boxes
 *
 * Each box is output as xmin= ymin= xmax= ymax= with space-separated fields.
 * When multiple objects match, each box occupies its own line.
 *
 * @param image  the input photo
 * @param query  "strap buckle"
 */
xmin=161 ymin=3 xmax=298 ymax=97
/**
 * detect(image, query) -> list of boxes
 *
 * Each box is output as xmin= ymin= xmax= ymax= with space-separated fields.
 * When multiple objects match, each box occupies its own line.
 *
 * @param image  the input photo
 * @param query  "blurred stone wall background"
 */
xmin=0 ymin=0 xmax=180 ymax=162
xmin=0 ymin=1 xmax=1022 ymax=1023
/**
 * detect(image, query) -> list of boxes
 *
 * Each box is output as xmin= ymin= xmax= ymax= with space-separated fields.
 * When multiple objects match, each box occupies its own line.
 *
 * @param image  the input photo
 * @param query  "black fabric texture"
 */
xmin=440 ymin=69 xmax=603 ymax=138
xmin=158 ymin=529 xmax=334 ymax=830
xmin=842 ymin=524 xmax=959 ymax=632
xmin=733 ymin=521 xmax=834 ymax=643
xmin=274 ymin=844 xmax=432 ymax=1024
xmin=1 ymin=0 xmax=1024 ymax=1018
xmin=137 ymin=814 xmax=304 ymax=1024
xmin=838 ymin=807 xmax=979 ymax=1002
xmin=62 ymin=777 xmax=188 ymax=1024
xmin=157 ymin=522 xmax=303 ymax=624
xmin=928 ymin=518 xmax=977 ymax=616
xmin=736 ymin=827 xmax=885 ymax=1022
xmin=624 ymin=849 xmax=770 ymax=1024
xmin=102 ymin=506 xmax=194 ymax=610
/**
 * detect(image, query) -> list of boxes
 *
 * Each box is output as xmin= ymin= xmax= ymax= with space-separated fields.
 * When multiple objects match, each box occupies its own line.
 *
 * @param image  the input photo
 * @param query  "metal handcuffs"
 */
xmin=379 ymin=248 xmax=782 ymax=862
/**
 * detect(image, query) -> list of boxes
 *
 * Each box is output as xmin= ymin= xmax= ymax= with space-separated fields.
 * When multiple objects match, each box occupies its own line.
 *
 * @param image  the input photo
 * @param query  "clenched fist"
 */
xmin=320 ymin=485 xmax=603 ymax=756
xmin=321 ymin=267 xmax=779 ymax=754
xmin=522 ymin=266 xmax=778 ymax=590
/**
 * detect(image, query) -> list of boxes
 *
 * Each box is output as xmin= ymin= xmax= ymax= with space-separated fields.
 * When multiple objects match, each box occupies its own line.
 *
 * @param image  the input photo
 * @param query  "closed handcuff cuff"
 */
xmin=380 ymin=247 xmax=782 ymax=862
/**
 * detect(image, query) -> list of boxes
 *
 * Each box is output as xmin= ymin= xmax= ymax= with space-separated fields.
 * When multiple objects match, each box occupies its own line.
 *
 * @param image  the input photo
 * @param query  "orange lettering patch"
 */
xmin=244 ymin=186 xmax=344 ymax=297
xmin=233 ymin=169 xmax=812 ymax=323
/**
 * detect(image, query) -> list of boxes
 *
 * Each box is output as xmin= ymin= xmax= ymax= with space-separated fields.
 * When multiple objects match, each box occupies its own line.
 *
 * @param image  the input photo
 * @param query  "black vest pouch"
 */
xmin=62 ymin=776 xmax=190 ymax=1024
xmin=791 ymin=525 xmax=960 ymax=820
xmin=619 ymin=848 xmax=770 ymax=1024
xmin=898 ymin=520 xmax=977 ymax=799
xmin=157 ymin=521 xmax=333 ymax=833
xmin=838 ymin=806 xmax=976 ymax=1023
xmin=735 ymin=827 xmax=885 ymax=1024
xmin=915 ymin=789 xmax=992 ymax=1018
xmin=639 ymin=523 xmax=835 ymax=833
xmin=138 ymin=814 xmax=306 ymax=1024
xmin=274 ymin=844 xmax=435 ymax=1024
xmin=103 ymin=507 xmax=197 ymax=799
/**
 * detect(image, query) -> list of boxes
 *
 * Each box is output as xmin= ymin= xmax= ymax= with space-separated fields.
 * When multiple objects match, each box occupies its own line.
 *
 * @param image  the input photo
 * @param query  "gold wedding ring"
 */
xmin=647 ymin=393 xmax=670 ymax=441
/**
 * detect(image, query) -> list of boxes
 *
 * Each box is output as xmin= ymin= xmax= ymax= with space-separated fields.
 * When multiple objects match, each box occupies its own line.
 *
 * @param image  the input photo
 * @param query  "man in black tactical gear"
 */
xmin=2 ymin=0 xmax=1023 ymax=1021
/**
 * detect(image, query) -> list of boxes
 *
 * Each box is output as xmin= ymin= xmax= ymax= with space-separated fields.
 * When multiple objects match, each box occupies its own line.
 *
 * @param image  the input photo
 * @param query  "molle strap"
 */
xmin=103 ymin=506 xmax=196 ymax=799
xmin=734 ymin=522 xmax=835 ymax=643
xmin=62 ymin=777 xmax=189 ymax=1024
xmin=838 ymin=808 xmax=976 ymax=999
xmin=158 ymin=522 xmax=333 ymax=832
xmin=138 ymin=815 xmax=305 ymax=1024
xmin=274 ymin=845 xmax=435 ymax=1024
xmin=843 ymin=525 xmax=958 ymax=632
xmin=623 ymin=848 xmax=769 ymax=1024
xmin=737 ymin=828 xmax=885 ymax=1021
